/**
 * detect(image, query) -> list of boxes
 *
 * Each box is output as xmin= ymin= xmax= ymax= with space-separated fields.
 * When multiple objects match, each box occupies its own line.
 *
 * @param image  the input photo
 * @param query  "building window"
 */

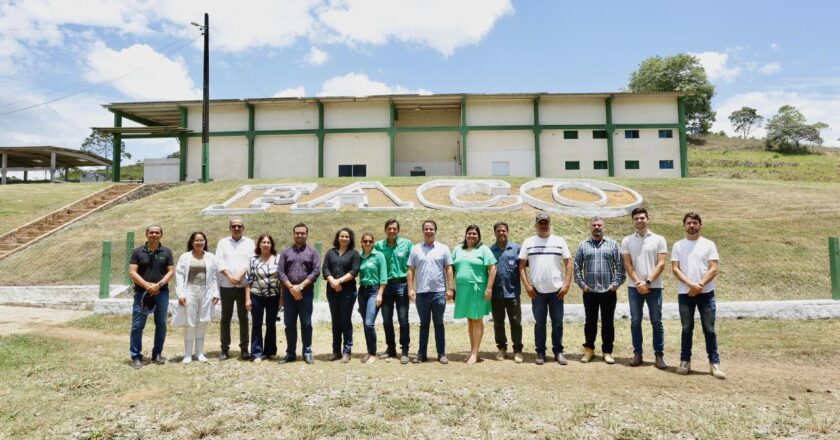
xmin=658 ymin=129 xmax=674 ymax=139
xmin=593 ymin=160 xmax=609 ymax=170
xmin=338 ymin=164 xmax=367 ymax=177
xmin=492 ymin=161 xmax=510 ymax=176
xmin=592 ymin=130 xmax=608 ymax=139
xmin=625 ymin=160 xmax=640 ymax=170
xmin=563 ymin=130 xmax=578 ymax=139
xmin=659 ymin=160 xmax=674 ymax=169
xmin=565 ymin=161 xmax=580 ymax=170
xmin=624 ymin=130 xmax=640 ymax=139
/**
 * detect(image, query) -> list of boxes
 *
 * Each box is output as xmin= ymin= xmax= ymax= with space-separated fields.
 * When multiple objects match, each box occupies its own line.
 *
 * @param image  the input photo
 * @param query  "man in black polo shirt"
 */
xmin=128 ymin=224 xmax=175 ymax=369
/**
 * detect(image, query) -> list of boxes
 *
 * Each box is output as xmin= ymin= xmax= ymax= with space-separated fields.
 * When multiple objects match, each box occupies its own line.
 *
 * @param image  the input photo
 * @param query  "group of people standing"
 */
xmin=128 ymin=207 xmax=725 ymax=379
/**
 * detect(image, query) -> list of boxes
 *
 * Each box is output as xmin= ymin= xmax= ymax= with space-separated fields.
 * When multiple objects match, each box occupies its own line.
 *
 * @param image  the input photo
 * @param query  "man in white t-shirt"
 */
xmin=518 ymin=213 xmax=573 ymax=365
xmin=671 ymin=212 xmax=725 ymax=379
xmin=620 ymin=207 xmax=668 ymax=369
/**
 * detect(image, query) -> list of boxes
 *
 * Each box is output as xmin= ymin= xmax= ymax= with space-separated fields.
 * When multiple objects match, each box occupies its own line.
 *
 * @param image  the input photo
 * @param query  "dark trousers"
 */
xmin=532 ymin=291 xmax=564 ymax=356
xmin=284 ymin=288 xmax=314 ymax=358
xmin=380 ymin=281 xmax=410 ymax=353
xmin=250 ymin=294 xmax=280 ymax=359
xmin=220 ymin=286 xmax=249 ymax=354
xmin=327 ymin=288 xmax=357 ymax=354
xmin=678 ymin=291 xmax=720 ymax=364
xmin=416 ymin=291 xmax=446 ymax=358
xmin=491 ymin=297 xmax=523 ymax=352
xmin=129 ymin=288 xmax=169 ymax=360
xmin=582 ymin=291 xmax=617 ymax=353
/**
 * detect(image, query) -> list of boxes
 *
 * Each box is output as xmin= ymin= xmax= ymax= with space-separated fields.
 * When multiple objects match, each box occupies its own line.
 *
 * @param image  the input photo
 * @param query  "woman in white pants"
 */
xmin=173 ymin=231 xmax=220 ymax=363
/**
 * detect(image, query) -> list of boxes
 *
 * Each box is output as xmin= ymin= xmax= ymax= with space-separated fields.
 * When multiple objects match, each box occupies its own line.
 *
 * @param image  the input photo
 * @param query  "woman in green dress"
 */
xmin=452 ymin=224 xmax=497 ymax=364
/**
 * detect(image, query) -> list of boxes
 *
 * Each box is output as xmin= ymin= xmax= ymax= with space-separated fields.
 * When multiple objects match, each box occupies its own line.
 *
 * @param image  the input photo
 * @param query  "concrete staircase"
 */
xmin=0 ymin=183 xmax=143 ymax=262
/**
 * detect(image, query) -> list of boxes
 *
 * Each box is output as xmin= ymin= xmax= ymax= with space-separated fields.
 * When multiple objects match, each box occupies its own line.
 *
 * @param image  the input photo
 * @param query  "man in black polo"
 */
xmin=128 ymin=224 xmax=175 ymax=369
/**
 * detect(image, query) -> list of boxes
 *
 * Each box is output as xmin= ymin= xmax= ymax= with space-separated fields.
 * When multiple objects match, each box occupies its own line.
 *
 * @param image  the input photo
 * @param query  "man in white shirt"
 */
xmin=621 ymin=207 xmax=668 ymax=369
xmin=518 ymin=213 xmax=573 ymax=366
xmin=215 ymin=217 xmax=256 ymax=360
xmin=671 ymin=212 xmax=725 ymax=379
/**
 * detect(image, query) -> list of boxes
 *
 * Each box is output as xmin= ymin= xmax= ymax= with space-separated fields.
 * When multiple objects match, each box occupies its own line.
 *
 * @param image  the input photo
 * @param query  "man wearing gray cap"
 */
xmin=518 ymin=213 xmax=573 ymax=365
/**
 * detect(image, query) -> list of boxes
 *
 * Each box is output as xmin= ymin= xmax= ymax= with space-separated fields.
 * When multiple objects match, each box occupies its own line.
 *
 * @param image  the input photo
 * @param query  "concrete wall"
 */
xmin=144 ymin=158 xmax=180 ymax=183
xmin=254 ymin=103 xmax=318 ymax=130
xmin=187 ymin=136 xmax=249 ymax=181
xmin=395 ymin=131 xmax=461 ymax=176
xmin=323 ymin=133 xmax=390 ymax=177
xmin=613 ymin=129 xmax=681 ymax=178
xmin=186 ymin=104 xmax=247 ymax=132
xmin=466 ymin=99 xmax=533 ymax=126
xmin=612 ymin=96 xmax=678 ymax=124
xmin=541 ymin=97 xmax=606 ymax=125
xmin=466 ymin=130 xmax=535 ymax=176
xmin=540 ymin=130 xmax=610 ymax=177
xmin=395 ymin=109 xmax=459 ymax=127
xmin=324 ymin=101 xmax=389 ymax=129
xmin=254 ymin=135 xmax=318 ymax=178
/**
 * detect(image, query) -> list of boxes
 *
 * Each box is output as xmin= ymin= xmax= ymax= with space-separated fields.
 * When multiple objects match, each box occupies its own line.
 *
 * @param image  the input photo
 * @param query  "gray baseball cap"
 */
xmin=535 ymin=213 xmax=551 ymax=223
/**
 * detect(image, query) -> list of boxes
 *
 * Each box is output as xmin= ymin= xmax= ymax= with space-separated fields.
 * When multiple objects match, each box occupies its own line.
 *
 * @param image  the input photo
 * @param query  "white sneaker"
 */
xmin=182 ymin=355 xmax=192 ymax=364
xmin=197 ymin=354 xmax=208 ymax=363
xmin=676 ymin=361 xmax=691 ymax=375
xmin=254 ymin=357 xmax=262 ymax=364
xmin=710 ymin=363 xmax=727 ymax=379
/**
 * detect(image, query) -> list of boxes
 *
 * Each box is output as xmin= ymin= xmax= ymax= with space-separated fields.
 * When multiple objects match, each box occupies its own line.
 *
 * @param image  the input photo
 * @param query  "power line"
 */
xmin=0 ymin=37 xmax=197 ymax=117
xmin=218 ymin=49 xmax=268 ymax=97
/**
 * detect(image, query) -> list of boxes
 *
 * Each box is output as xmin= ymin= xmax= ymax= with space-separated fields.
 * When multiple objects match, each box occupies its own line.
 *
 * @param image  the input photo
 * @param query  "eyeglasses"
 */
xmin=230 ymin=225 xmax=244 ymax=229
xmin=361 ymin=240 xmax=374 ymax=244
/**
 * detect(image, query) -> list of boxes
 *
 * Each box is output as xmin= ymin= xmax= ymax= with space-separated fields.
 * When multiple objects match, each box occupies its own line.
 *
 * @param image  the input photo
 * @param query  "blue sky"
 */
xmin=1 ymin=0 xmax=838 ymax=162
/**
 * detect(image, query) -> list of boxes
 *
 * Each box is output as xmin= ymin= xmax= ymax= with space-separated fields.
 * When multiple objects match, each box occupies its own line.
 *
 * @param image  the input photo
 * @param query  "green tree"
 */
xmin=728 ymin=107 xmax=763 ymax=139
xmin=80 ymin=130 xmax=131 ymax=161
xmin=765 ymin=105 xmax=828 ymax=152
xmin=627 ymin=54 xmax=716 ymax=134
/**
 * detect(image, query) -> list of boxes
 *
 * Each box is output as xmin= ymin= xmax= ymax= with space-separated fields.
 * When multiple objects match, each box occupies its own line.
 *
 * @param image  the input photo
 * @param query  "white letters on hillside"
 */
xmin=201 ymin=179 xmax=643 ymax=217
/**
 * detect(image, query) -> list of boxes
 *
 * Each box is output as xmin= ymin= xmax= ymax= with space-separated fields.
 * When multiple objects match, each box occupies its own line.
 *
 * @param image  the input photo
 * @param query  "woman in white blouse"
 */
xmin=173 ymin=231 xmax=220 ymax=364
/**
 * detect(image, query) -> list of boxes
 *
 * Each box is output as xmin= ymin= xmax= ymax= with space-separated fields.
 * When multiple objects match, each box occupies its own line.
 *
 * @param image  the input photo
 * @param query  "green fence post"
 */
xmin=100 ymin=240 xmax=112 ymax=299
xmin=830 ymin=237 xmax=840 ymax=300
xmin=125 ymin=231 xmax=135 ymax=285
xmin=315 ymin=242 xmax=323 ymax=301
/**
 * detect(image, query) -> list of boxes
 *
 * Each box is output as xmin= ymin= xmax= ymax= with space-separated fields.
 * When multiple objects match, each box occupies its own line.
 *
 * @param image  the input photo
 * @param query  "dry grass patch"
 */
xmin=0 ymin=182 xmax=108 ymax=235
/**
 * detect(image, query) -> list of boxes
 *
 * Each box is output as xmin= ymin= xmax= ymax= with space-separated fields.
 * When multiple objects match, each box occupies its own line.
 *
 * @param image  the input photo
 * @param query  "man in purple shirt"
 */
xmin=278 ymin=223 xmax=321 ymax=364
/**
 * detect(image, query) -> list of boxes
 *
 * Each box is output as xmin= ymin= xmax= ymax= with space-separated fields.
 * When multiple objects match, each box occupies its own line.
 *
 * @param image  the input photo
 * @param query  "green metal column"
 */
xmin=605 ymin=95 xmax=615 ymax=177
xmin=460 ymin=96 xmax=468 ymax=176
xmin=829 ymin=237 xmax=840 ymax=300
xmin=677 ymin=97 xmax=689 ymax=178
xmin=100 ymin=240 xmax=112 ymax=298
xmin=314 ymin=242 xmax=323 ymax=301
xmin=533 ymin=96 xmax=542 ymax=177
xmin=317 ymin=101 xmax=325 ymax=178
xmin=124 ymin=231 xmax=135 ymax=285
xmin=389 ymin=99 xmax=396 ymax=177
xmin=178 ymin=106 xmax=188 ymax=181
xmin=247 ymin=103 xmax=255 ymax=179
xmin=112 ymin=112 xmax=122 ymax=182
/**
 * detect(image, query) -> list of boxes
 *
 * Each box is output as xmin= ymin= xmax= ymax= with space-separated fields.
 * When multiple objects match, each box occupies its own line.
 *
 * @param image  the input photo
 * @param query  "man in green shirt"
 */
xmin=374 ymin=219 xmax=414 ymax=364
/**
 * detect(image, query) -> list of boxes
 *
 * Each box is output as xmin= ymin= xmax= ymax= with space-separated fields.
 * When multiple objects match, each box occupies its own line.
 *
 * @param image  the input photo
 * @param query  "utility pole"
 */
xmin=193 ymin=13 xmax=210 ymax=183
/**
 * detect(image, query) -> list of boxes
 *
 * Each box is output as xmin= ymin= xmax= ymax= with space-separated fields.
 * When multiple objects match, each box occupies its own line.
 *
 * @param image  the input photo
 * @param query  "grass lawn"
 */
xmin=0 ymin=315 xmax=837 ymax=439
xmin=0 ymin=176 xmax=837 ymax=302
xmin=0 ymin=182 xmax=109 ymax=235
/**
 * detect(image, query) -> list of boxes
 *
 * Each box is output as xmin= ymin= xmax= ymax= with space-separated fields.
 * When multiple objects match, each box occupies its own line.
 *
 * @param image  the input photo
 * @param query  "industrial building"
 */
xmin=98 ymin=92 xmax=687 ymax=182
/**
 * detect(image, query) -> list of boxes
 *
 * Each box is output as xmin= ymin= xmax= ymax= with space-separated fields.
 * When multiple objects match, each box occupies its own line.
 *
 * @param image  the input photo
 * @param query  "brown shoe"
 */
xmin=329 ymin=352 xmax=341 ymax=362
xmin=655 ymin=355 xmax=667 ymax=370
xmin=495 ymin=349 xmax=507 ymax=361
xmin=580 ymin=347 xmax=594 ymax=363
xmin=630 ymin=354 xmax=643 ymax=367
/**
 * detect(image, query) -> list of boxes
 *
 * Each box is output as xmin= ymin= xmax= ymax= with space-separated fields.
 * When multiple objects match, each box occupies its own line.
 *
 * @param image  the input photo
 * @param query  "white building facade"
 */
xmin=101 ymin=92 xmax=688 ymax=182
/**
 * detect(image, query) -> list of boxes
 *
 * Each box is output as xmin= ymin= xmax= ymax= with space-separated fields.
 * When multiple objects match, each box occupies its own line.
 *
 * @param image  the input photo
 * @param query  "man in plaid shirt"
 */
xmin=574 ymin=216 xmax=625 ymax=364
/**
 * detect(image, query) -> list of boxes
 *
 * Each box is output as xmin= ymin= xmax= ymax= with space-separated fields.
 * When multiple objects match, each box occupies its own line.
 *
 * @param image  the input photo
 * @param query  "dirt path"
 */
xmin=0 ymin=305 xmax=91 ymax=336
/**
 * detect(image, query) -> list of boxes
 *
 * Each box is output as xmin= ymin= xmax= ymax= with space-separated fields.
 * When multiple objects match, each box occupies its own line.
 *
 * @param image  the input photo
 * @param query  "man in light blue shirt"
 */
xmin=407 ymin=219 xmax=454 ymax=364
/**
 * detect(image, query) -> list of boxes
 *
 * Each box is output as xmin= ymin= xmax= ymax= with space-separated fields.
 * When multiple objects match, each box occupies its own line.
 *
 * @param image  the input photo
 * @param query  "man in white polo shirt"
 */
xmin=215 ymin=217 xmax=256 ymax=360
xmin=518 ymin=213 xmax=573 ymax=366
xmin=621 ymin=207 xmax=667 ymax=369
xmin=671 ymin=212 xmax=725 ymax=379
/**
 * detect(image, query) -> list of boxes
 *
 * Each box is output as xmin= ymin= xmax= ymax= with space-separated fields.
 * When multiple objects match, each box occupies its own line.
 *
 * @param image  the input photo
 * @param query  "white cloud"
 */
xmin=713 ymin=90 xmax=839 ymax=146
xmin=302 ymin=46 xmax=329 ymax=66
xmin=769 ymin=43 xmax=780 ymax=50
xmin=273 ymin=86 xmax=306 ymax=98
xmin=690 ymin=51 xmax=742 ymax=82
xmin=316 ymin=0 xmax=514 ymax=56
xmin=83 ymin=42 xmax=199 ymax=100
xmin=759 ymin=62 xmax=781 ymax=75
xmin=318 ymin=72 xmax=430 ymax=96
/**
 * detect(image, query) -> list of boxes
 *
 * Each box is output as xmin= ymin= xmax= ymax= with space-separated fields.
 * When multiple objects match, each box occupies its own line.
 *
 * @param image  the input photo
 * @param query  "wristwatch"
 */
xmin=645 ymin=279 xmax=652 ymax=285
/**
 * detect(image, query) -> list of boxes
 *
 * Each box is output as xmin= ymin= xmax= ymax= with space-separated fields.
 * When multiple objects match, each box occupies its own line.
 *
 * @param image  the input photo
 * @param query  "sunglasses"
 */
xmin=230 ymin=225 xmax=244 ymax=229
xmin=361 ymin=240 xmax=374 ymax=244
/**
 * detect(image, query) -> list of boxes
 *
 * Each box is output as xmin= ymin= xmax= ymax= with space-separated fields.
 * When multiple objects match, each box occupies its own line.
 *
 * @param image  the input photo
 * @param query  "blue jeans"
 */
xmin=130 ymin=287 xmax=169 ymax=360
xmin=415 ymin=291 xmax=446 ymax=358
xmin=381 ymin=282 xmax=410 ymax=353
xmin=283 ymin=287 xmax=314 ymax=358
xmin=327 ymin=287 xmax=357 ymax=354
xmin=532 ymin=291 xmax=564 ymax=356
xmin=357 ymin=285 xmax=381 ymax=355
xmin=628 ymin=287 xmax=664 ymax=356
xmin=250 ymin=294 xmax=280 ymax=359
xmin=678 ymin=291 xmax=720 ymax=364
